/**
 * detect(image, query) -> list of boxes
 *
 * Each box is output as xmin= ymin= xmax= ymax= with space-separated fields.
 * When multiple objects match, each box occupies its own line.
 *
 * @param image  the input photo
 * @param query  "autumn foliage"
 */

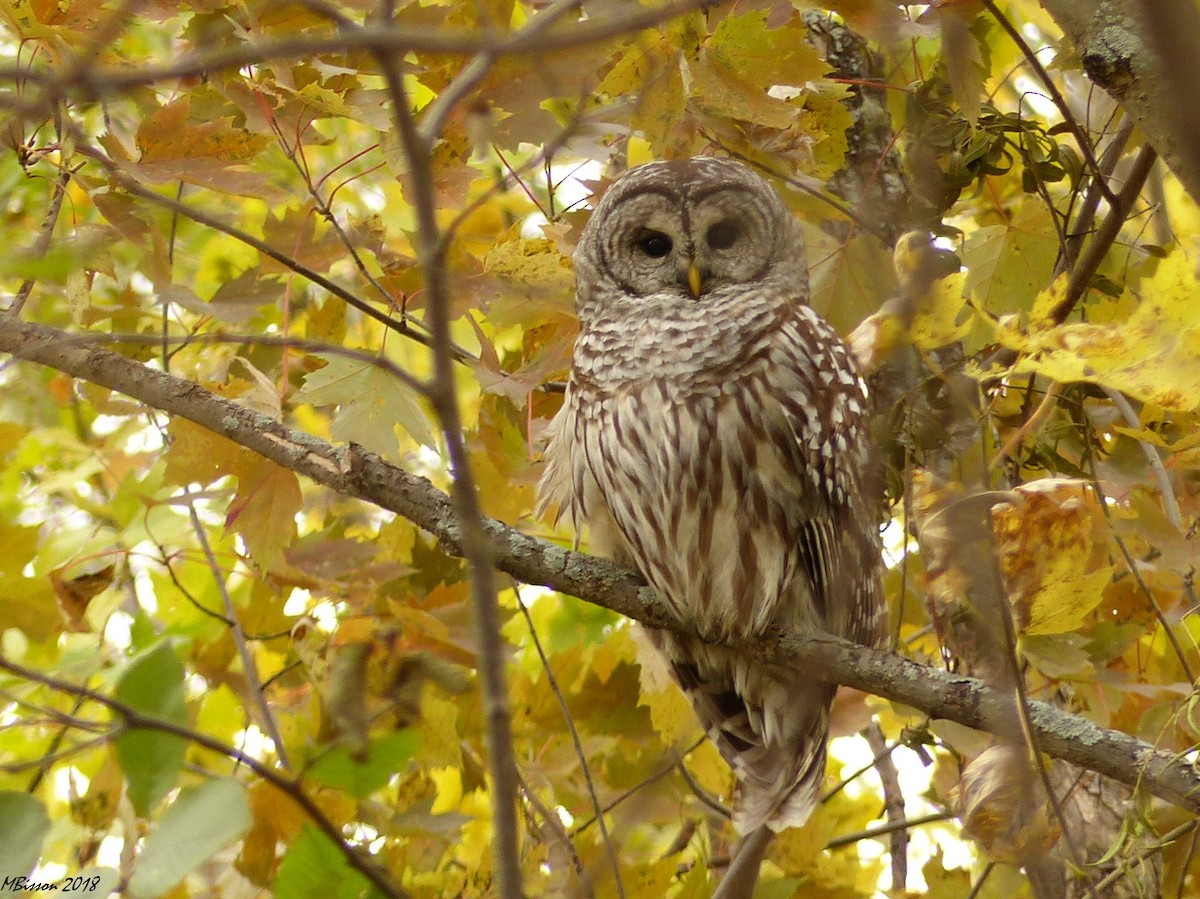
xmin=0 ymin=2 xmax=1198 ymax=898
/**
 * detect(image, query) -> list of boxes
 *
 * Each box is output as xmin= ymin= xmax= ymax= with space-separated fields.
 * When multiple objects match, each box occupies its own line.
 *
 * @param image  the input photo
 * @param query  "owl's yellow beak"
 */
xmin=686 ymin=263 xmax=703 ymax=299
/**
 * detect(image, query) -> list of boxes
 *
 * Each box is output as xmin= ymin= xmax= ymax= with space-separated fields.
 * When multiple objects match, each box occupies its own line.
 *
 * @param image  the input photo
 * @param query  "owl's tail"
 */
xmin=730 ymin=694 xmax=832 ymax=834
xmin=656 ymin=632 xmax=837 ymax=834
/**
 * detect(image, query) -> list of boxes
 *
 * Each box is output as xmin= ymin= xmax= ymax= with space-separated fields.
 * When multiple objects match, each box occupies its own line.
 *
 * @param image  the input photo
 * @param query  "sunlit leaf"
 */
xmin=996 ymin=251 xmax=1200 ymax=411
xmin=295 ymin=354 xmax=437 ymax=453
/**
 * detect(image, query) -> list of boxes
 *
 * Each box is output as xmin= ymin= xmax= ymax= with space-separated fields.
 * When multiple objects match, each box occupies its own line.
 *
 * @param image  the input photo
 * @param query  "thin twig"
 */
xmin=674 ymin=754 xmax=733 ymax=820
xmin=990 ymin=381 xmax=1062 ymax=470
xmin=514 ymin=586 xmax=625 ymax=898
xmin=103 ymin=174 xmax=474 ymax=361
xmin=1045 ymin=144 xmax=1158 ymax=324
xmin=570 ymin=737 xmax=707 ymax=837
xmin=821 ymin=734 xmax=900 ymax=802
xmin=981 ymin=0 xmax=1118 ymax=207
xmin=865 ymin=720 xmax=908 ymax=890
xmin=1102 ymin=386 xmax=1184 ymax=532
xmin=1056 ymin=116 xmax=1135 ymax=277
xmin=515 ymin=769 xmax=595 ymax=898
xmin=1085 ymin=443 xmax=1197 ymax=682
xmin=1091 ymin=818 xmax=1198 ymax=893
xmin=824 ymin=810 xmax=952 ymax=850
xmin=6 ymin=165 xmax=73 ymax=316
xmin=1176 ymin=821 xmax=1200 ymax=899
xmin=182 ymin=497 xmax=290 ymax=770
xmin=967 ymin=862 xmax=996 ymax=899
xmin=25 ymin=694 xmax=89 ymax=791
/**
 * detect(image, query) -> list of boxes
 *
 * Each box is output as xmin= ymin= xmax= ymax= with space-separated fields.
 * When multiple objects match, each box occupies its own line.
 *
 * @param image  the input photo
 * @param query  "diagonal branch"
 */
xmin=3 ymin=316 xmax=1200 ymax=817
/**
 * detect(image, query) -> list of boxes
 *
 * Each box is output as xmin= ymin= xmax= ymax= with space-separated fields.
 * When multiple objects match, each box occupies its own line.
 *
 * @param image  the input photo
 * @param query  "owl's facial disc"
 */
xmin=630 ymin=189 xmax=775 ymax=300
xmin=575 ymin=158 xmax=808 ymax=322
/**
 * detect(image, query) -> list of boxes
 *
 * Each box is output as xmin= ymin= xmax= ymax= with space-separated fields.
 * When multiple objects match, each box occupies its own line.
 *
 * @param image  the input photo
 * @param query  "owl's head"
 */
xmin=572 ymin=157 xmax=808 ymax=325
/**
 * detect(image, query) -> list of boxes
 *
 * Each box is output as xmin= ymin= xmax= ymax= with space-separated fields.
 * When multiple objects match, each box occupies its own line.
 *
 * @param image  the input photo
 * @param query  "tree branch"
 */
xmin=1040 ymin=0 xmax=1200 ymax=205
xmin=0 ymin=0 xmax=716 ymax=109
xmin=3 ymin=317 xmax=1200 ymax=817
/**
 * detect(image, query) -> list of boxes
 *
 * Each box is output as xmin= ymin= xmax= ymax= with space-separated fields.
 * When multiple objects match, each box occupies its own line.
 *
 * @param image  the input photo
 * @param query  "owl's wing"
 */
xmin=770 ymin=305 xmax=886 ymax=646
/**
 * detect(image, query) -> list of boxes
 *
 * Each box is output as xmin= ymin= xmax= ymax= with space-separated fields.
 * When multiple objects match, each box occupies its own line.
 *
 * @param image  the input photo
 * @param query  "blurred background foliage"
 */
xmin=0 ymin=0 xmax=1197 ymax=896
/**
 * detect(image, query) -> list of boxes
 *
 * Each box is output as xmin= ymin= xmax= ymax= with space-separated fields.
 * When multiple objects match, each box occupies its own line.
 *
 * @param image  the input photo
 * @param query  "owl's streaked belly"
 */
xmin=570 ymin=374 xmax=818 ymax=641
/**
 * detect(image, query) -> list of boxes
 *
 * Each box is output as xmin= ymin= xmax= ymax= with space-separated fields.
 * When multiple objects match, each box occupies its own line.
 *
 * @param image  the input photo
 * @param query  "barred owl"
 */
xmin=538 ymin=157 xmax=887 ymax=837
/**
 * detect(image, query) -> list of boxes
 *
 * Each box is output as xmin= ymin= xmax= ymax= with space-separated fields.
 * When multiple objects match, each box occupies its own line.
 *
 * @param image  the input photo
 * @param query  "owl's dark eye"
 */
xmin=636 ymin=230 xmax=673 ymax=258
xmin=706 ymin=220 xmax=739 ymax=250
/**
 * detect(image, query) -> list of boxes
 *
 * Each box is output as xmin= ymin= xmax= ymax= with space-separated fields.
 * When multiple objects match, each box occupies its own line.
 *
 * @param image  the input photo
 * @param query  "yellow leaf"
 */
xmin=768 ymin=780 xmax=885 ymax=891
xmin=992 ymin=480 xmax=1111 ymax=636
xmin=635 ymin=631 xmax=699 ymax=747
xmin=225 ymin=458 xmax=302 ymax=566
xmin=598 ymin=34 xmax=665 ymax=98
xmin=429 ymin=766 xmax=463 ymax=815
xmin=911 ymin=271 xmax=973 ymax=348
xmin=689 ymin=56 xmax=797 ymax=129
xmin=631 ymin=49 xmax=686 ymax=153
xmin=797 ymin=85 xmax=855 ymax=180
xmin=591 ymin=626 xmax=637 ymax=685
xmin=482 ymin=228 xmax=574 ymax=296
xmin=164 ymin=417 xmax=258 ymax=487
xmin=705 ymin=10 xmax=829 ymax=89
xmin=684 ymin=739 xmax=732 ymax=800
xmin=996 ymin=251 xmax=1200 ymax=411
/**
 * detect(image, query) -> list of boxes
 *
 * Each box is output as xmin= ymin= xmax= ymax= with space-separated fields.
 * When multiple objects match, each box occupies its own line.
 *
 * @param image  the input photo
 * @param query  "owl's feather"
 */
xmin=538 ymin=157 xmax=886 ymax=834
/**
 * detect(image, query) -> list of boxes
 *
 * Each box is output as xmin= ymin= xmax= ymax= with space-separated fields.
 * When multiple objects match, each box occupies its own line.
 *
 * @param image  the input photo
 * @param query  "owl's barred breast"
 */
xmin=571 ymin=284 xmax=787 ymax=389
xmin=568 ymin=300 xmax=817 ymax=641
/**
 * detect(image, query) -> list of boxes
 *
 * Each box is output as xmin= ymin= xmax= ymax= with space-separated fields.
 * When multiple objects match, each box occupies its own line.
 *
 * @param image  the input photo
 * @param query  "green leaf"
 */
xmin=275 ymin=824 xmax=372 ymax=899
xmin=128 ymin=779 xmax=251 ymax=899
xmin=295 ymin=355 xmax=436 ymax=455
xmin=307 ymin=730 xmax=421 ymax=799
xmin=0 ymin=792 xmax=50 ymax=878
xmin=113 ymin=641 xmax=188 ymax=815
xmin=962 ymin=205 xmax=1058 ymax=315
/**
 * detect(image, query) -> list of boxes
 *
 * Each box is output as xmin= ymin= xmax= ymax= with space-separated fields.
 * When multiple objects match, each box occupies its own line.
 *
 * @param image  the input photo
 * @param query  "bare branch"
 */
xmin=515 ymin=586 xmax=625 ymax=898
